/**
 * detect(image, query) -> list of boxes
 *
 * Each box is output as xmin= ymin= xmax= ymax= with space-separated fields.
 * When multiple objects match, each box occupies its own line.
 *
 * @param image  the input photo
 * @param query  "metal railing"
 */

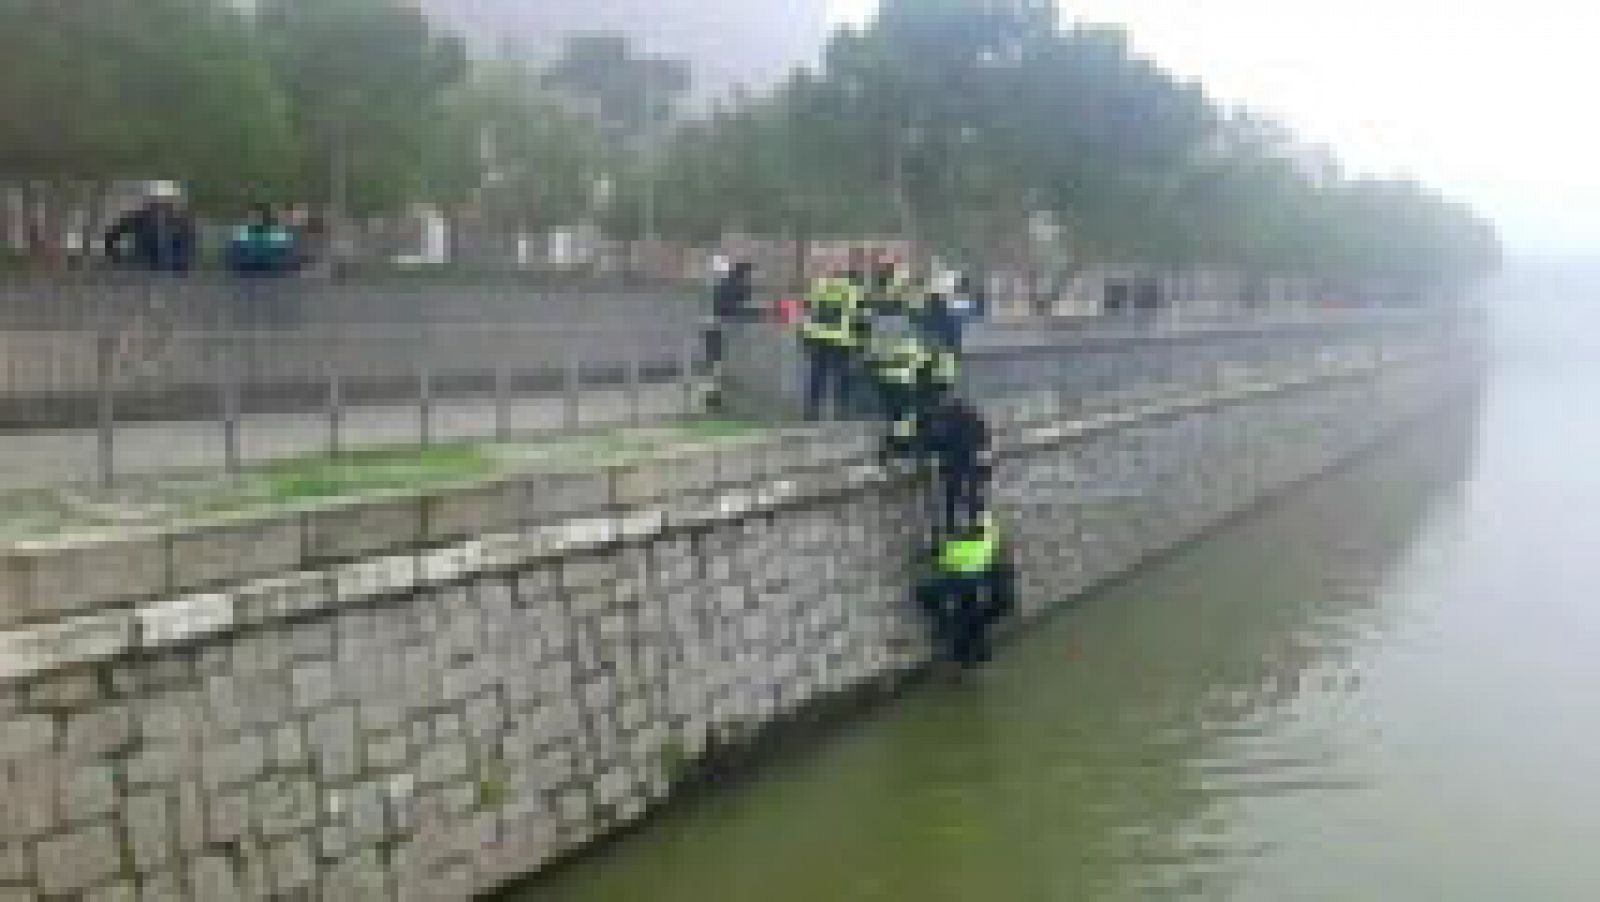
xmin=0 ymin=320 xmax=706 ymax=489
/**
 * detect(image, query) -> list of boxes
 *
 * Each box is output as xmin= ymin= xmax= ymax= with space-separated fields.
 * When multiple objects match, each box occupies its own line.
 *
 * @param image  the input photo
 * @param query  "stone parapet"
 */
xmin=0 ymin=338 xmax=1479 ymax=900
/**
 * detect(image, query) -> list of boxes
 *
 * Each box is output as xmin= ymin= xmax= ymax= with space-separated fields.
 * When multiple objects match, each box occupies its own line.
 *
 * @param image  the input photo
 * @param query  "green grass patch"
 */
xmin=678 ymin=418 xmax=762 ymax=439
xmin=257 ymin=443 xmax=495 ymax=502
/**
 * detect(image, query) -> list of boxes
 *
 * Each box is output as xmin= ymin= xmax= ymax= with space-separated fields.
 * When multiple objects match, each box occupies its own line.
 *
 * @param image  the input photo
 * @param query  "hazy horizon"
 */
xmin=829 ymin=0 xmax=1599 ymax=256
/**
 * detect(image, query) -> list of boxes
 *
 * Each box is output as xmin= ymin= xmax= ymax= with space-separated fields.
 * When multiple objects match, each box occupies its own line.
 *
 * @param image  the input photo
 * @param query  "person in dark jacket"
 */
xmin=103 ymin=182 xmax=197 ymax=274
xmin=706 ymin=260 xmax=755 ymax=369
xmin=917 ymin=511 xmax=1017 ymax=669
xmin=712 ymin=260 xmax=755 ymax=321
xmin=922 ymin=396 xmax=993 ymax=536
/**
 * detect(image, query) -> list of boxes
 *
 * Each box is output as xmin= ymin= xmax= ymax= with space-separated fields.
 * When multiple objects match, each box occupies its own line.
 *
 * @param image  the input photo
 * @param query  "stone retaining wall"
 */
xmin=0 ymin=342 xmax=1478 ymax=900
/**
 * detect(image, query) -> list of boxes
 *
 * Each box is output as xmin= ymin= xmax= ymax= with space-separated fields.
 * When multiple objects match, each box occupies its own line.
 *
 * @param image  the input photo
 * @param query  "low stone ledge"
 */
xmin=0 ymin=532 xmax=168 ymax=629
xmin=301 ymin=495 xmax=426 ymax=565
xmin=0 ymin=351 xmax=1443 ymax=672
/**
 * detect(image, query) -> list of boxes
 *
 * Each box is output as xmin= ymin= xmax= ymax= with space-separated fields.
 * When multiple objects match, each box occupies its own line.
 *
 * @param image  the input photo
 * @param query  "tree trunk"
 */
xmin=77 ymin=181 xmax=112 ymax=269
xmin=23 ymin=181 xmax=69 ymax=270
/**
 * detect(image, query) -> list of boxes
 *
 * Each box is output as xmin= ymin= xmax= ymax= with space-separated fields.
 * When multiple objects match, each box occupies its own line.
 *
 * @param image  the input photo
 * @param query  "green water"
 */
xmin=516 ymin=351 xmax=1600 ymax=901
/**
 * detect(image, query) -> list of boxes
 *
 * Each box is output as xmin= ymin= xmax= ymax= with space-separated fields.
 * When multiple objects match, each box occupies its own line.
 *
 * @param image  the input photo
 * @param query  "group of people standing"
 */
xmin=103 ymin=182 xmax=307 ymax=279
xmin=799 ymin=252 xmax=1016 ymax=672
xmin=799 ymin=254 xmax=973 ymax=434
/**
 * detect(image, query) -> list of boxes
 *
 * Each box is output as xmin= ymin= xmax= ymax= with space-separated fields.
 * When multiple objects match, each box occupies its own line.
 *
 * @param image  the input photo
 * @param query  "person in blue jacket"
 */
xmin=227 ymin=205 xmax=302 ymax=328
xmin=227 ymin=205 xmax=300 ymax=277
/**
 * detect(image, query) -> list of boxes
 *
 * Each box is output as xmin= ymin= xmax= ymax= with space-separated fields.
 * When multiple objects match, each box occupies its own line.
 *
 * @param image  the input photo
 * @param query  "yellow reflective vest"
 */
xmin=873 ymin=335 xmax=926 ymax=386
xmin=801 ymin=278 xmax=861 ymax=347
xmin=939 ymin=516 xmax=999 ymax=576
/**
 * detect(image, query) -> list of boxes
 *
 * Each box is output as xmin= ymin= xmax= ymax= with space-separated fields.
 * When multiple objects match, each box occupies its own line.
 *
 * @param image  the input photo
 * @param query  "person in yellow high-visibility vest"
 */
xmin=869 ymin=327 xmax=928 ymax=457
xmin=916 ymin=511 xmax=1017 ymax=668
xmin=800 ymin=273 xmax=863 ymax=420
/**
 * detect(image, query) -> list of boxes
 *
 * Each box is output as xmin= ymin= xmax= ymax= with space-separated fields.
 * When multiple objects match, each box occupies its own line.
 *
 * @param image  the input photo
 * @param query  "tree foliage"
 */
xmin=0 ymin=0 xmax=1498 ymax=289
xmin=646 ymin=0 xmax=1499 ymax=292
xmin=0 ymin=0 xmax=295 ymax=210
xmin=255 ymin=0 xmax=468 ymax=216
xmin=543 ymin=34 xmax=692 ymax=147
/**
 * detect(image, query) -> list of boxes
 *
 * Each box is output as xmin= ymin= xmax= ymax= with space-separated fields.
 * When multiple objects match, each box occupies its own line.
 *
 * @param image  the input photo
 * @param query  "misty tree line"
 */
xmin=0 ymin=0 xmax=1498 ymax=292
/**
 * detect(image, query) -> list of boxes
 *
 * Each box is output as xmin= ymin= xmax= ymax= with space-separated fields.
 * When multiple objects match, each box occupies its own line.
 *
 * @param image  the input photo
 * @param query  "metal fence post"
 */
xmin=627 ymin=351 xmax=643 ymax=426
xmin=493 ymin=347 xmax=511 ymax=442
xmin=95 ymin=328 xmax=116 ymax=488
xmin=564 ymin=343 xmax=582 ymax=430
xmin=326 ymin=345 xmax=344 ymax=458
xmin=418 ymin=326 xmax=434 ymax=447
xmin=681 ymin=334 xmax=698 ymax=416
xmin=221 ymin=332 xmax=242 ymax=474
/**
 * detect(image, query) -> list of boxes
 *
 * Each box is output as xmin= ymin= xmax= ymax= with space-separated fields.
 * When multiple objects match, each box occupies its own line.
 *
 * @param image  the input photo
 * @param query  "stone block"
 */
xmin=521 ymin=470 xmax=611 ymax=523
xmin=712 ymin=439 xmax=767 ymax=487
xmin=123 ymin=792 xmax=172 ymax=873
xmin=0 ymin=535 xmax=167 ymax=626
xmin=333 ymin=554 xmax=418 ymax=604
xmin=290 ymin=661 xmax=336 ymax=712
xmin=188 ymin=856 xmax=239 ymax=902
xmin=0 ymin=715 xmax=56 ymax=761
xmin=417 ymin=740 xmax=471 ymax=787
xmin=86 ymin=880 xmax=136 ymax=902
xmin=136 ymin=593 xmax=234 ymax=650
xmin=60 ymin=763 xmax=118 ymax=824
xmin=135 ymin=868 xmax=181 ymax=902
xmin=0 ymin=839 xmax=28 ymax=882
xmin=232 ymin=571 xmax=329 ymax=626
xmin=206 ymin=790 xmax=248 ymax=843
xmin=250 ymin=775 xmax=317 ymax=841
xmin=308 ymin=706 xmax=361 ymax=782
xmin=323 ymin=847 xmax=390 ymax=902
xmin=302 ymin=497 xmax=424 ymax=565
xmin=347 ymin=781 xmax=391 ymax=844
xmin=36 ymin=821 xmax=119 ymax=895
xmin=125 ymin=740 xmax=183 ymax=789
xmin=560 ymin=557 xmax=614 ymax=592
xmin=268 ymin=837 xmax=316 ymax=895
xmin=200 ymin=734 xmax=265 ymax=792
xmin=424 ymin=479 xmax=521 ymax=543
xmin=0 ymin=613 xmax=134 ymax=682
xmin=419 ymin=540 xmax=487 ymax=586
xmin=167 ymin=516 xmax=300 ymax=594
xmin=545 ymin=517 xmax=616 ymax=556
xmin=365 ymin=731 xmax=409 ymax=772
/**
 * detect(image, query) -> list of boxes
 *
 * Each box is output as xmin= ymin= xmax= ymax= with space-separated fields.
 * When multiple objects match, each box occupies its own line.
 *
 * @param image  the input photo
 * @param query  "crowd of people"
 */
xmin=795 ymin=251 xmax=1017 ymax=672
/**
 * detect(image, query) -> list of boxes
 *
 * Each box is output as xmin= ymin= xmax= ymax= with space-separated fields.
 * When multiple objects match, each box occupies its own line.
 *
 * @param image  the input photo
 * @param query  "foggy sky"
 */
xmin=829 ymin=0 xmax=1599 ymax=253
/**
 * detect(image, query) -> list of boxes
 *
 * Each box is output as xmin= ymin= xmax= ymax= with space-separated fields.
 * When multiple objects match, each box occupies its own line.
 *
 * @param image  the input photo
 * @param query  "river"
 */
xmin=515 ymin=262 xmax=1600 ymax=901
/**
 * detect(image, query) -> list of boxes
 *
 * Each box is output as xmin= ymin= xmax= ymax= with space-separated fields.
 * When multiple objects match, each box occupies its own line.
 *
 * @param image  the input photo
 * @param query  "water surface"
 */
xmin=520 ymin=279 xmax=1600 ymax=900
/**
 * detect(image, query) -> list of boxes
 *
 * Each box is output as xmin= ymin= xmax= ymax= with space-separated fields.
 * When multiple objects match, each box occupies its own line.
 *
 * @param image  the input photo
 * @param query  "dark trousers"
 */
xmin=878 ymin=379 xmax=920 ymax=457
xmin=804 ymin=342 xmax=853 ymax=420
xmin=939 ymin=462 xmax=988 ymax=534
xmin=878 ymin=379 xmax=917 ymax=424
xmin=920 ymin=575 xmax=999 ymax=667
xmin=703 ymin=324 xmax=725 ymax=371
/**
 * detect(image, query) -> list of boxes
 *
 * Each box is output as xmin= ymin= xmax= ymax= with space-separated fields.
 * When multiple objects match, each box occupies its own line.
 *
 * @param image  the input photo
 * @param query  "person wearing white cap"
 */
xmin=104 ymin=181 xmax=197 ymax=273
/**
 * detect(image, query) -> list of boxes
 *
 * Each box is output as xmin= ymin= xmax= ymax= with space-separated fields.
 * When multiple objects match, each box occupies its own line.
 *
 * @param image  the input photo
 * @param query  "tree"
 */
xmin=426 ymin=59 xmax=604 ymax=236
xmin=542 ymin=34 xmax=692 ymax=148
xmin=0 ymin=0 xmax=295 ymax=258
xmin=255 ymin=0 xmax=468 ymax=219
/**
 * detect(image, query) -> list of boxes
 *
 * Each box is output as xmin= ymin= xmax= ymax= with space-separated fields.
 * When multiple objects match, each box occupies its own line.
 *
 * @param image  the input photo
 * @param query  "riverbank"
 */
xmin=0 ymin=331 xmax=1473 ymax=900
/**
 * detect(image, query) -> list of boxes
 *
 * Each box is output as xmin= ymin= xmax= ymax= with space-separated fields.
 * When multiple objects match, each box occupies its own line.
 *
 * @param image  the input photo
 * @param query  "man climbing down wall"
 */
xmin=917 ymin=510 xmax=1017 ymax=669
xmin=922 ymin=396 xmax=994 ymax=536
